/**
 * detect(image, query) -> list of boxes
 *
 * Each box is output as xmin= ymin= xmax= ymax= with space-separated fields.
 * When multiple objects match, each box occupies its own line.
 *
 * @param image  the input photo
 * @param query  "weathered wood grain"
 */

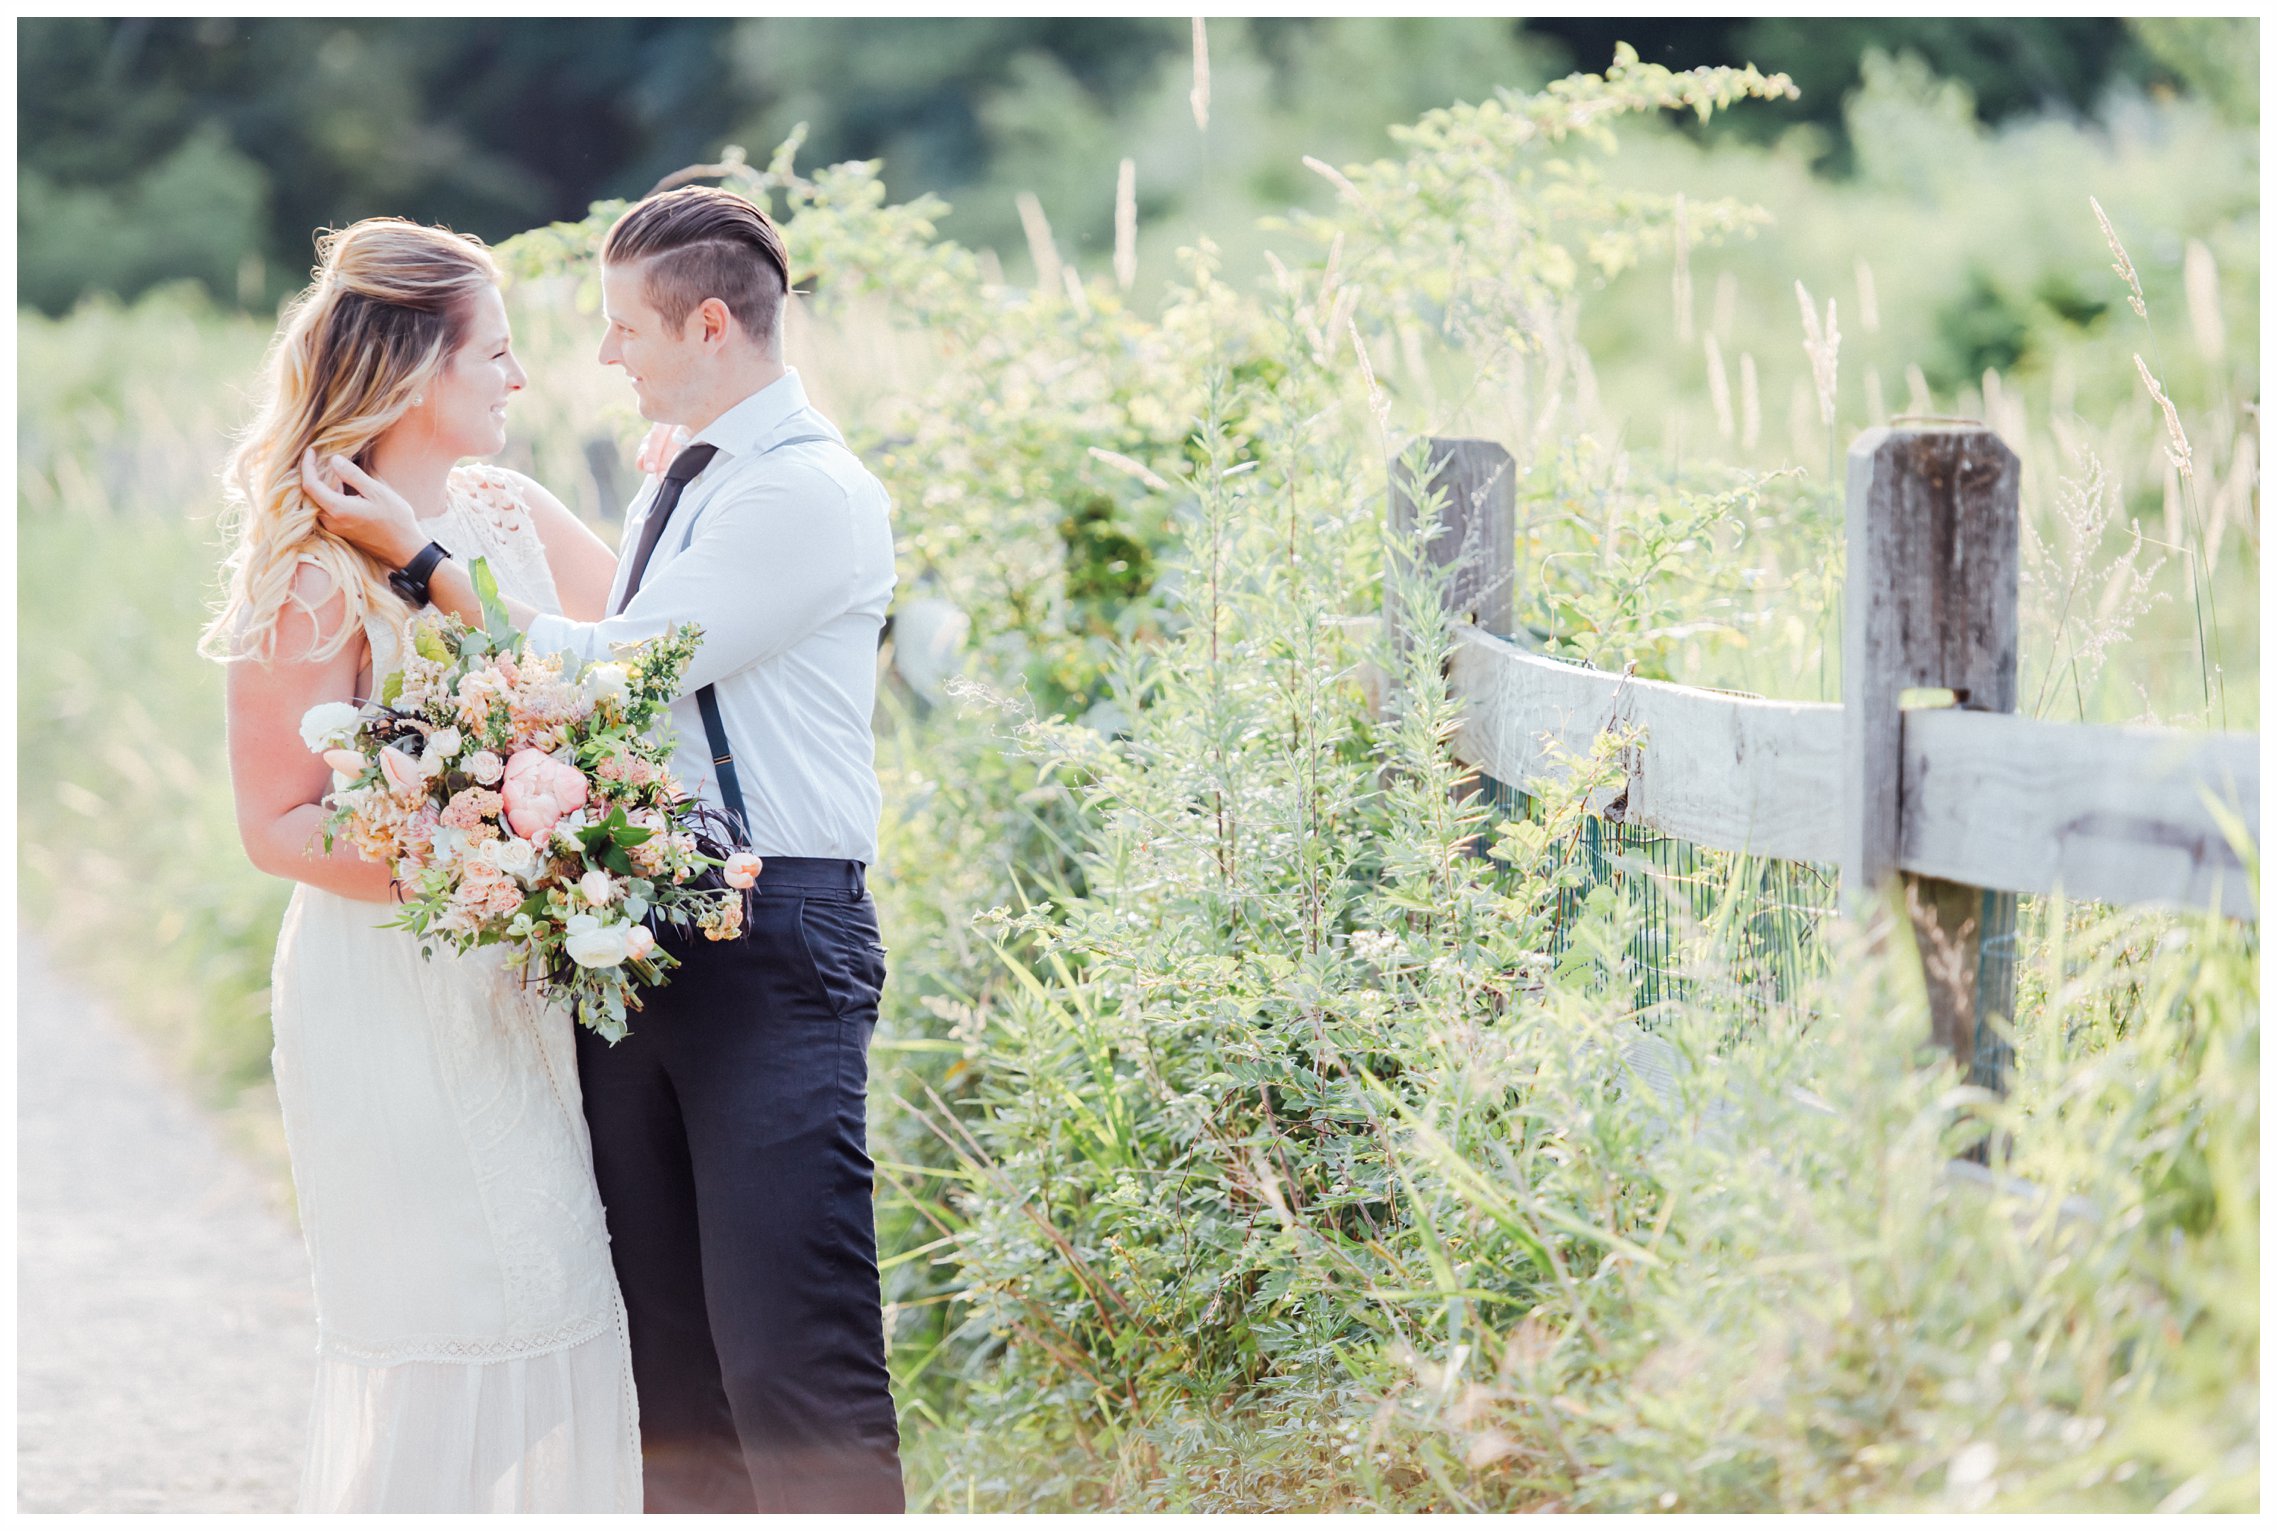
xmin=1839 ymin=425 xmax=2021 ymax=1090
xmin=1840 ymin=426 xmax=2021 ymax=898
xmin=1388 ymin=437 xmax=1517 ymax=641
xmin=1446 ymin=627 xmax=1844 ymax=864
xmin=1902 ymin=708 xmax=2258 ymax=919
xmin=1444 ymin=626 xmax=2259 ymax=921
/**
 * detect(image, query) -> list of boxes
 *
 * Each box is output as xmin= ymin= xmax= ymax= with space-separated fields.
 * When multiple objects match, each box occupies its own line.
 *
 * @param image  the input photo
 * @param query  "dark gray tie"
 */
xmin=614 ymin=442 xmax=719 ymax=613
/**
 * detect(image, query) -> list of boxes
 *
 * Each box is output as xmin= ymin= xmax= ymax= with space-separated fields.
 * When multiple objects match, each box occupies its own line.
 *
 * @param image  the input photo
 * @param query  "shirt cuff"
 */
xmin=522 ymin=611 xmax=604 ymax=669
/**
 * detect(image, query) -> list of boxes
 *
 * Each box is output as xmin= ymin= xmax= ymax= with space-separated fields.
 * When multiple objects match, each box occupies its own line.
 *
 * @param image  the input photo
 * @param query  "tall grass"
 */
xmin=14 ymin=52 xmax=2258 ymax=1512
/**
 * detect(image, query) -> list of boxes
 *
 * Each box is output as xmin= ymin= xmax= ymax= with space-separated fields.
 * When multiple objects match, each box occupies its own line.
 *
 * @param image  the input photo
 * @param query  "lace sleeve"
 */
xmin=446 ymin=464 xmax=563 ymax=616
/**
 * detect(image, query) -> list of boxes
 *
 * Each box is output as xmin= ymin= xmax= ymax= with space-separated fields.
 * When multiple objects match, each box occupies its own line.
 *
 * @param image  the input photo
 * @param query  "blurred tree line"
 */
xmin=16 ymin=16 xmax=2256 ymax=314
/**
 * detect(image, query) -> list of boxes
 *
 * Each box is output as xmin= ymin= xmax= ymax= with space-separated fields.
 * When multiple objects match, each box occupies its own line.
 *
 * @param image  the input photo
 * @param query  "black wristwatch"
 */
xmin=389 ymin=541 xmax=452 ymax=608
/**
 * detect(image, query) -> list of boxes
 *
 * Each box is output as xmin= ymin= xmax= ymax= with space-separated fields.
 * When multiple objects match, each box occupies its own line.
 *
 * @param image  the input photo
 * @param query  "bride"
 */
xmin=202 ymin=219 xmax=640 ymax=1512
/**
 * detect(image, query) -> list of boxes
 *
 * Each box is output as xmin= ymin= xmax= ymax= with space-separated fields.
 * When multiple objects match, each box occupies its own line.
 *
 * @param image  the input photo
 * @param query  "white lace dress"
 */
xmin=267 ymin=465 xmax=641 ymax=1513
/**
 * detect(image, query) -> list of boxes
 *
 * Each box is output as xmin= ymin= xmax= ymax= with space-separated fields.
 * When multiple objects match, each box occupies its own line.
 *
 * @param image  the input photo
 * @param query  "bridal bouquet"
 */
xmin=302 ymin=559 xmax=757 ymax=1042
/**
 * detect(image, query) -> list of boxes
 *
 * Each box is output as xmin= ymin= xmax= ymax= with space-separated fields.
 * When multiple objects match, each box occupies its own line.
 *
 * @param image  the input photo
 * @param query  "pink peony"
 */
xmin=722 ymin=852 xmax=764 ymax=890
xmin=501 ymin=748 xmax=590 ymax=843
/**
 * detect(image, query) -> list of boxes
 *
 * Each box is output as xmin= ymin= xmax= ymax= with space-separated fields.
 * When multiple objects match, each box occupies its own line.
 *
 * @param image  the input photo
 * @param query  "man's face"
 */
xmin=597 ymin=262 xmax=700 ymax=426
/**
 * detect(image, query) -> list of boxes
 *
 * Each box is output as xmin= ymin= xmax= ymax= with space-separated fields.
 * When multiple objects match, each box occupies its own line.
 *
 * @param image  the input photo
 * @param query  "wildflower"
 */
xmin=1739 ymin=351 xmax=1762 ymax=448
xmin=1189 ymin=17 xmax=1210 ymax=131
xmin=2133 ymin=355 xmax=2194 ymax=480
xmin=2184 ymin=239 xmax=2223 ymax=363
xmin=1704 ymin=332 xmax=1733 ymax=441
xmin=1854 ymin=256 xmax=1880 ymax=333
xmin=1796 ymin=280 xmax=1839 ymax=427
xmin=2090 ymin=196 xmax=2147 ymax=318
xmin=1114 ymin=158 xmax=1137 ymax=293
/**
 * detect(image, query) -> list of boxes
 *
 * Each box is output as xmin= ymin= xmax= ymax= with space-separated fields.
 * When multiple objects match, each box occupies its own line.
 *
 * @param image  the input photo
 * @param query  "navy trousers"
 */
xmin=577 ymin=858 xmax=904 ymax=1513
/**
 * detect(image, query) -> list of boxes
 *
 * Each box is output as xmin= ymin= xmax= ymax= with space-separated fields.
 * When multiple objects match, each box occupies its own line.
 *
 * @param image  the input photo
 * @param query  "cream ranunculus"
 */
xmin=562 ymin=915 xmax=631 ymax=969
xmin=581 ymin=662 xmax=631 ymax=708
xmin=300 ymin=701 xmax=364 ymax=754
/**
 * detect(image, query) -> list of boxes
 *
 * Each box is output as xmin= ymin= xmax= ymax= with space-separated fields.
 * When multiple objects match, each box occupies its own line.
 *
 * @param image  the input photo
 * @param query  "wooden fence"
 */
xmin=1393 ymin=426 xmax=2258 ymax=1087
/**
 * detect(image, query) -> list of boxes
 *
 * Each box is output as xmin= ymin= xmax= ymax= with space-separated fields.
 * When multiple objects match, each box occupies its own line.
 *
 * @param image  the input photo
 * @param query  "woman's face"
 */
xmin=402 ymin=283 xmax=526 ymax=458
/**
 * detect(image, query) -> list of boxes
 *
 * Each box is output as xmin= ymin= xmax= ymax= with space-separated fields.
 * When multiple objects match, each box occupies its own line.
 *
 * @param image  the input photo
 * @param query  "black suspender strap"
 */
xmin=696 ymin=683 xmax=748 ymax=847
xmin=682 ymin=432 xmax=838 ymax=847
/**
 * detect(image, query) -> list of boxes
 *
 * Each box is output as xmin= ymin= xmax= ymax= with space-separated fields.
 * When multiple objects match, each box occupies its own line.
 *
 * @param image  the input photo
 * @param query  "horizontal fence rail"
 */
xmin=1900 ymin=709 xmax=2257 ymax=919
xmin=1447 ymin=627 xmax=1844 ymax=867
xmin=1446 ymin=625 xmax=2258 ymax=921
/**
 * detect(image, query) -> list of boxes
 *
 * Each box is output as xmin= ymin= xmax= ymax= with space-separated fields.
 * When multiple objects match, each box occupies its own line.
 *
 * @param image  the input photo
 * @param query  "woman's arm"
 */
xmin=223 ymin=565 xmax=401 ymax=904
xmin=504 ymin=468 xmax=619 ymax=622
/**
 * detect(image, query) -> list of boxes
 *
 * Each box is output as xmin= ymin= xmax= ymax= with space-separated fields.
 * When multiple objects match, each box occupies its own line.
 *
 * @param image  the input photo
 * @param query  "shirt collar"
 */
xmin=687 ymin=368 xmax=810 ymax=461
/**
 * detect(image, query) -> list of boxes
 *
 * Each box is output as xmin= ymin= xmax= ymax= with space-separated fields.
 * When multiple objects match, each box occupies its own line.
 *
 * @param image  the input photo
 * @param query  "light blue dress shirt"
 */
xmin=524 ymin=369 xmax=895 ymax=863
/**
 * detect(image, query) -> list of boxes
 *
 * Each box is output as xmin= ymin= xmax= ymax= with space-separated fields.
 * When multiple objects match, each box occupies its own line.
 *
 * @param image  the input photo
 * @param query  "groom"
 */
xmin=322 ymin=186 xmax=903 ymax=1512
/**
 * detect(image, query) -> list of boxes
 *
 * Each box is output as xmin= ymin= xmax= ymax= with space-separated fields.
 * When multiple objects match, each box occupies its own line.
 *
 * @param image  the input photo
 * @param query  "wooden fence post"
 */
xmin=1387 ymin=438 xmax=1519 ymax=845
xmin=1388 ymin=438 xmax=1517 ymax=642
xmin=1840 ymin=425 xmax=2021 ymax=1097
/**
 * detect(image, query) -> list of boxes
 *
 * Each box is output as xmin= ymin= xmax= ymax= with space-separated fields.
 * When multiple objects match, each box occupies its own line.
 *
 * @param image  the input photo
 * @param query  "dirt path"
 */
xmin=16 ymin=936 xmax=313 ymax=1512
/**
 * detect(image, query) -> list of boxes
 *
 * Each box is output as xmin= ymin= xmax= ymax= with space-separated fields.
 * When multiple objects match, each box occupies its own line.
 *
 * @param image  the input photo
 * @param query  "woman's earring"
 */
xmin=412 ymin=393 xmax=425 ymax=406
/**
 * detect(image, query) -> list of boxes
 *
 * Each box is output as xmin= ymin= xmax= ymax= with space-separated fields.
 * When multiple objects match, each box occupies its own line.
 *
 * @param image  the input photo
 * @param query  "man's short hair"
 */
xmin=601 ymin=185 xmax=791 ymax=348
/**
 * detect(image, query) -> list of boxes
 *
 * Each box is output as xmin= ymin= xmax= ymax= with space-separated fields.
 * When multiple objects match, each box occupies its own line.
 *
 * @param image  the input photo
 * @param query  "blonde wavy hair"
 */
xmin=201 ymin=218 xmax=499 ymax=663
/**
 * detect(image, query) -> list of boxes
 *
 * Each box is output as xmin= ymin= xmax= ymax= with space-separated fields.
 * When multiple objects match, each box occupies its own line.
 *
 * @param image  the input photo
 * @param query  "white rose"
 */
xmin=495 ymin=836 xmax=538 ymax=879
xmin=580 ymin=869 xmax=617 ymax=906
xmin=562 ymin=917 xmax=630 ymax=969
xmin=299 ymin=701 xmax=364 ymax=754
xmin=581 ymin=662 xmax=631 ymax=708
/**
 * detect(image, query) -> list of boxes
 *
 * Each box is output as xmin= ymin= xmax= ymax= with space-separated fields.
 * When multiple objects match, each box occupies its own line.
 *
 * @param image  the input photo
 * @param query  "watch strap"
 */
xmin=390 ymin=540 xmax=451 ymax=606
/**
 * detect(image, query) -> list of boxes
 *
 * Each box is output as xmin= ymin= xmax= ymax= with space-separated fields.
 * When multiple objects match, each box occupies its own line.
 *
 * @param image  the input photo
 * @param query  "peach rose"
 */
xmin=378 ymin=745 xmax=425 ymax=798
xmin=501 ymin=748 xmax=590 ymax=843
xmin=624 ymin=925 xmax=657 ymax=962
xmin=722 ymin=852 xmax=763 ymax=890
